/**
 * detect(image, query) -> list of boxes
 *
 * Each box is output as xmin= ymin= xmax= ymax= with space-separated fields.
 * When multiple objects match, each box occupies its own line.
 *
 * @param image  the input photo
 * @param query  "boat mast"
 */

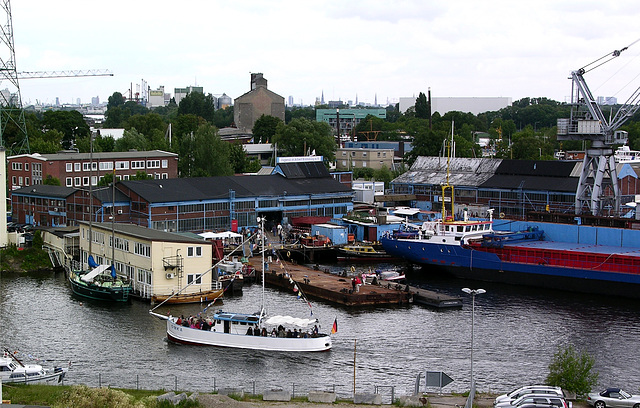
xmin=111 ymin=164 xmax=116 ymax=270
xmin=441 ymin=121 xmax=455 ymax=222
xmin=88 ymin=132 xmax=94 ymax=260
xmin=260 ymin=216 xmax=266 ymax=323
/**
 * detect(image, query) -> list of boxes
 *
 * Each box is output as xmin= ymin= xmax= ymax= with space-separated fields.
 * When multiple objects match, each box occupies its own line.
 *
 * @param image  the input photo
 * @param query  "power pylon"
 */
xmin=0 ymin=0 xmax=29 ymax=155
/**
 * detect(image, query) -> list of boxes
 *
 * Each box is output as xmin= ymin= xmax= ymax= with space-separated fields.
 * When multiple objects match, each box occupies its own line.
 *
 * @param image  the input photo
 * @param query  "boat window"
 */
xmin=457 ymin=226 xmax=463 ymax=233
xmin=465 ymin=226 xmax=471 ymax=232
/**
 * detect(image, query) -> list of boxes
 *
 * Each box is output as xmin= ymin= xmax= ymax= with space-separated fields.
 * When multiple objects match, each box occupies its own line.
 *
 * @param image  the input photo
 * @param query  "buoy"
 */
xmin=499 ymin=212 xmax=505 ymax=219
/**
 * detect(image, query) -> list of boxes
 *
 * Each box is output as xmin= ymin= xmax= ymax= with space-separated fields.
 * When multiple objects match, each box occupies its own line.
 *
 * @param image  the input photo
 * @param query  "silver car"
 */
xmin=587 ymin=388 xmax=640 ymax=408
xmin=495 ymin=394 xmax=568 ymax=408
xmin=495 ymin=386 xmax=564 ymax=405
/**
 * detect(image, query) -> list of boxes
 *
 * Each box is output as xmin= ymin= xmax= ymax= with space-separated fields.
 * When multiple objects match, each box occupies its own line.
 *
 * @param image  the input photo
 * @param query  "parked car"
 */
xmin=587 ymin=388 xmax=640 ymax=408
xmin=495 ymin=394 xmax=568 ymax=408
xmin=495 ymin=386 xmax=564 ymax=405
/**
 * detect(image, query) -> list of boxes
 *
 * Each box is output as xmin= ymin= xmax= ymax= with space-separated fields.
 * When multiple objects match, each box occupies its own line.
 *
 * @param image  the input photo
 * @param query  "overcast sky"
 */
xmin=9 ymin=1 xmax=640 ymax=107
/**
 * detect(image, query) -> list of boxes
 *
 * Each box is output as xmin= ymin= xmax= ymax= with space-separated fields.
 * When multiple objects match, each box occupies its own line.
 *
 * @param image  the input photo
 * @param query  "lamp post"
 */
xmin=461 ymin=287 xmax=485 ymax=389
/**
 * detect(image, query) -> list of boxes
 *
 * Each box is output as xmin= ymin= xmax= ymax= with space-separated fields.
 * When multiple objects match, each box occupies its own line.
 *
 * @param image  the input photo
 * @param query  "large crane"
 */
xmin=0 ymin=0 xmax=113 ymax=155
xmin=557 ymin=40 xmax=640 ymax=217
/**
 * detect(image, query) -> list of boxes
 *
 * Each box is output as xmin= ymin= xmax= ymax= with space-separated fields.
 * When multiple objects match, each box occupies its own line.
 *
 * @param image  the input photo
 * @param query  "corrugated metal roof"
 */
xmin=394 ymin=157 xmax=502 ymax=187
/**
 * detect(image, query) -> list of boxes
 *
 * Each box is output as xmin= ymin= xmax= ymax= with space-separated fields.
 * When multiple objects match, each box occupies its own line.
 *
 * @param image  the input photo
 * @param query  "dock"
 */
xmin=253 ymin=257 xmax=459 ymax=308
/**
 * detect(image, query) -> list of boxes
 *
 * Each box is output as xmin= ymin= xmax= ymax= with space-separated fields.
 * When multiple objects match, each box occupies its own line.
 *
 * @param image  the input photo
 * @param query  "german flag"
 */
xmin=330 ymin=318 xmax=338 ymax=334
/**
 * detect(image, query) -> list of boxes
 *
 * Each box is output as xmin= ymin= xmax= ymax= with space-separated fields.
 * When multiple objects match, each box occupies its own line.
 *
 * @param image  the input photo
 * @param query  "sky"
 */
xmin=7 ymin=0 xmax=640 ymax=108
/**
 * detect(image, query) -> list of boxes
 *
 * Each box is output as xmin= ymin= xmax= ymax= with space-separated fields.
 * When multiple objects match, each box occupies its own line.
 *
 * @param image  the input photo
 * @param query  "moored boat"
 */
xmin=68 ymin=257 xmax=132 ymax=302
xmin=380 ymin=210 xmax=640 ymax=298
xmin=151 ymin=287 xmax=224 ymax=304
xmin=336 ymin=244 xmax=396 ymax=261
xmin=1 ymin=348 xmax=68 ymax=384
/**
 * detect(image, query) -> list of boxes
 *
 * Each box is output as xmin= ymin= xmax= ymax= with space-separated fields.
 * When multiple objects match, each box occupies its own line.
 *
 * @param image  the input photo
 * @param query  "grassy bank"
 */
xmin=1 ymin=383 xmax=200 ymax=408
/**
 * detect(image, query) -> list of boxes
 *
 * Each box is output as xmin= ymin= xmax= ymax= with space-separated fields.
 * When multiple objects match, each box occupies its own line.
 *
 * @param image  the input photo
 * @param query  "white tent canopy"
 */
xmin=199 ymin=231 xmax=243 ymax=240
xmin=264 ymin=315 xmax=318 ymax=328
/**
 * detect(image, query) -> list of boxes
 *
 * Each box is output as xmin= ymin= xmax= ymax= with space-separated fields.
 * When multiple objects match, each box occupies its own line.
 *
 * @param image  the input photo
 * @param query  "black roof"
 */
xmin=120 ymin=174 xmax=351 ymax=204
xmin=480 ymin=160 xmax=579 ymax=193
xmin=92 ymin=186 xmax=130 ymax=204
xmin=11 ymin=185 xmax=76 ymax=198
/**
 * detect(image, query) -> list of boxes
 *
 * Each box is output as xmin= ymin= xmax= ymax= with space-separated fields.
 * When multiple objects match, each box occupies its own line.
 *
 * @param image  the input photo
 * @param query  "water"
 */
xmin=1 ymin=265 xmax=639 ymax=397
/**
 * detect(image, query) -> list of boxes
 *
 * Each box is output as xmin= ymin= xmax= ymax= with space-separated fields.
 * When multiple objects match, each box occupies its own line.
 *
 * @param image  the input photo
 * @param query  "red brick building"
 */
xmin=7 ymin=150 xmax=179 ymax=191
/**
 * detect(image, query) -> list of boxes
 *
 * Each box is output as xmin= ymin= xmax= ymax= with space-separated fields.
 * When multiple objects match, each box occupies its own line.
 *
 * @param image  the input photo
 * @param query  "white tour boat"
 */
xmin=150 ymin=217 xmax=332 ymax=352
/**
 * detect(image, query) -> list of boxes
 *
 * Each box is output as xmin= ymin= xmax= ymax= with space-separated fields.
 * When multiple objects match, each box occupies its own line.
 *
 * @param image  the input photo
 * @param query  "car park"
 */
xmin=495 ymin=386 xmax=564 ymax=405
xmin=587 ymin=388 xmax=640 ymax=408
xmin=495 ymin=394 xmax=568 ymax=408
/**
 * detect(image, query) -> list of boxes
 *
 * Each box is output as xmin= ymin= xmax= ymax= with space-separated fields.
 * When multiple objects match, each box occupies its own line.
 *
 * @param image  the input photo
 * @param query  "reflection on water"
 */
xmin=1 ymin=265 xmax=639 ymax=396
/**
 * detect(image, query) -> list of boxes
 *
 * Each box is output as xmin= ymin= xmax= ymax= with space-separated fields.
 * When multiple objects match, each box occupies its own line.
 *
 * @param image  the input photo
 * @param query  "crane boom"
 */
xmin=17 ymin=69 xmax=114 ymax=79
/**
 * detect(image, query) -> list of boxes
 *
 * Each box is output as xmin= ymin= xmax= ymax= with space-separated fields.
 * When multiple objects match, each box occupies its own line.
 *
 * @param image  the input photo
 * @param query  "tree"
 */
xmin=107 ymin=92 xmax=125 ymax=110
xmin=43 ymin=175 xmax=61 ymax=186
xmin=178 ymin=92 xmax=216 ymax=123
xmin=114 ymin=128 xmax=149 ymax=152
xmin=178 ymin=123 xmax=233 ymax=177
xmin=415 ymin=92 xmax=429 ymax=119
xmin=546 ymin=344 xmax=598 ymax=397
xmin=42 ymin=110 xmax=89 ymax=149
xmin=273 ymin=118 xmax=336 ymax=162
xmin=252 ymin=115 xmax=283 ymax=143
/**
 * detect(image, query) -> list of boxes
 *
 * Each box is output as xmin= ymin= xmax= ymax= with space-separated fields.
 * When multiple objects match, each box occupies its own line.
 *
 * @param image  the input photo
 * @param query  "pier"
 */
xmin=253 ymin=257 xmax=460 ymax=308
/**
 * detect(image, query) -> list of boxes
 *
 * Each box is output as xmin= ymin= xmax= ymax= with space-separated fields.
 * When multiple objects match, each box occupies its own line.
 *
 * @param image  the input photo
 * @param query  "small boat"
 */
xmin=336 ymin=244 xmax=395 ymax=261
xmin=362 ymin=269 xmax=406 ymax=284
xmin=151 ymin=287 xmax=224 ymax=304
xmin=150 ymin=217 xmax=333 ymax=352
xmin=68 ymin=256 xmax=132 ymax=302
xmin=1 ymin=348 xmax=68 ymax=384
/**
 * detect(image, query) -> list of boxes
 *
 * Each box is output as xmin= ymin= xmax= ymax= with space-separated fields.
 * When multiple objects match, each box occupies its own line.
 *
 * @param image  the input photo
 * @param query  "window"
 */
xmin=74 ymin=177 xmax=81 ymax=186
xmin=161 ymin=160 xmax=168 ymax=168
xmin=187 ymin=274 xmax=202 ymax=284
xmin=131 ymin=160 xmax=145 ymax=169
xmin=24 ymin=163 xmax=29 ymax=171
xmin=66 ymin=177 xmax=72 ymax=187
xmin=83 ymin=176 xmax=89 ymax=186
xmin=74 ymin=163 xmax=81 ymax=172
xmin=187 ymin=246 xmax=202 ymax=257
xmin=11 ymin=162 xmax=22 ymax=171
xmin=363 ymin=152 xmax=367 ymax=157
xmin=83 ymin=163 xmax=90 ymax=171
xmin=147 ymin=160 xmax=160 ymax=168
xmin=99 ymin=162 xmax=113 ymax=171
xmin=66 ymin=163 xmax=72 ymax=172
xmin=115 ymin=161 xmax=129 ymax=170
xmin=123 ymin=175 xmax=130 ymax=180
xmin=91 ymin=176 xmax=97 ymax=186
xmin=25 ymin=177 xmax=29 ymax=186
xmin=162 ymin=173 xmax=168 ymax=179
xmin=134 ymin=242 xmax=150 ymax=257
xmin=11 ymin=176 xmax=16 ymax=185
xmin=18 ymin=176 xmax=23 ymax=185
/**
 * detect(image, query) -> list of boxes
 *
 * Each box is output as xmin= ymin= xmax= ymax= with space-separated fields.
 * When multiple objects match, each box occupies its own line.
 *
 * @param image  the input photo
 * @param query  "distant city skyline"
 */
xmin=10 ymin=1 xmax=640 ymax=109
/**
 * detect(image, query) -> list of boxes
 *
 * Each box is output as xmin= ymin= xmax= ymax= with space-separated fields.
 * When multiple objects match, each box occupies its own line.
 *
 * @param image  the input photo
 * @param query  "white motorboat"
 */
xmin=150 ymin=217 xmax=332 ymax=352
xmin=1 ymin=348 xmax=68 ymax=384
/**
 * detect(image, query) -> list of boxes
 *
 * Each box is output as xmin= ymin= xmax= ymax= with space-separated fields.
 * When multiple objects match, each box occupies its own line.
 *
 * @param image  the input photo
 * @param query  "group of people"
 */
xmin=176 ymin=315 xmax=213 ymax=331
xmin=245 ymin=324 xmax=320 ymax=338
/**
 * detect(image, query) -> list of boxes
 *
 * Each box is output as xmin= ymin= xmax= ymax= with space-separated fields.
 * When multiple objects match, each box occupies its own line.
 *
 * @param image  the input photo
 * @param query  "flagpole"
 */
xmin=353 ymin=338 xmax=357 ymax=398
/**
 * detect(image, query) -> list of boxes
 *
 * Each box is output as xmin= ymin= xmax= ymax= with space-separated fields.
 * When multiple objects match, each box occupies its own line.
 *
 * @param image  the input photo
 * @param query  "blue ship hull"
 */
xmin=379 ymin=236 xmax=640 ymax=298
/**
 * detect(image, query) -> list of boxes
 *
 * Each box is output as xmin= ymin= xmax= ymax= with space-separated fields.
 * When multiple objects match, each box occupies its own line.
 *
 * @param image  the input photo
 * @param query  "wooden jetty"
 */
xmin=253 ymin=257 xmax=459 ymax=308
xmin=377 ymin=281 xmax=463 ymax=308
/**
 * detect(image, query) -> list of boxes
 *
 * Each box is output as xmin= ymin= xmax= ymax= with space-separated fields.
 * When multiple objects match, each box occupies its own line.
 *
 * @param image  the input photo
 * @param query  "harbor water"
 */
xmin=1 ymin=263 xmax=640 ymax=397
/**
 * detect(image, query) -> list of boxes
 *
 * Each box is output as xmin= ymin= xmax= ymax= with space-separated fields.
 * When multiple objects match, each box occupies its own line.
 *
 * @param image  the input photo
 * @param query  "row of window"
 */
xmin=341 ymin=151 xmax=389 ymax=157
xmin=65 ymin=173 xmax=169 ymax=187
xmin=66 ymin=160 xmax=169 ymax=173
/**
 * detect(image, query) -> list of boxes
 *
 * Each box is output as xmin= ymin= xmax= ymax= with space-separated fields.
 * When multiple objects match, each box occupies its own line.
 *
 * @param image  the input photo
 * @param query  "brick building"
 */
xmin=7 ymin=150 xmax=179 ymax=191
xmin=233 ymin=73 xmax=285 ymax=133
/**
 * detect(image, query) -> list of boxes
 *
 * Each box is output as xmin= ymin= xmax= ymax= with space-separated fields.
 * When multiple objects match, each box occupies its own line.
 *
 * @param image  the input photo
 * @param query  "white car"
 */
xmin=495 ymin=386 xmax=564 ymax=406
xmin=495 ymin=394 xmax=568 ymax=408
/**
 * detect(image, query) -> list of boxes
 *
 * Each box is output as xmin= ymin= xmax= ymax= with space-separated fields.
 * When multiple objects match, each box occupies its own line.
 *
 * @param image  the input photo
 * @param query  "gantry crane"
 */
xmin=557 ymin=40 xmax=640 ymax=217
xmin=0 ymin=0 xmax=113 ymax=155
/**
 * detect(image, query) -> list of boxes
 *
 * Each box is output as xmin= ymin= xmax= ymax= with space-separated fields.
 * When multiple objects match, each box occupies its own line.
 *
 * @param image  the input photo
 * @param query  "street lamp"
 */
xmin=461 ymin=287 xmax=486 ymax=389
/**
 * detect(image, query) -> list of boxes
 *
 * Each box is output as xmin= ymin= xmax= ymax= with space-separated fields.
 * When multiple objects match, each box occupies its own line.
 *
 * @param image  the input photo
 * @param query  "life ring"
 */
xmin=499 ymin=212 xmax=505 ymax=219
xmin=351 ymin=265 xmax=355 ymax=273
xmin=287 ymin=250 xmax=291 ymax=258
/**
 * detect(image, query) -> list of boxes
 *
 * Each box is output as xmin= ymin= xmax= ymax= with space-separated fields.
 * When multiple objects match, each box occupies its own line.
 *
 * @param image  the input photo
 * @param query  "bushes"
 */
xmin=546 ymin=344 xmax=599 ymax=397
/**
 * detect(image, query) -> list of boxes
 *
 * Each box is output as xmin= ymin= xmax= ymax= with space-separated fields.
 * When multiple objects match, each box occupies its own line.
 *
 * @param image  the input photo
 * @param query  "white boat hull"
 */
xmin=166 ymin=319 xmax=331 ymax=352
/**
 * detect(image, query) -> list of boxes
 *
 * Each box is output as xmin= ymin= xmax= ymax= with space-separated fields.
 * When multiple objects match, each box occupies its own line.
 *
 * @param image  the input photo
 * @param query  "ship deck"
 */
xmin=506 ymin=240 xmax=640 ymax=258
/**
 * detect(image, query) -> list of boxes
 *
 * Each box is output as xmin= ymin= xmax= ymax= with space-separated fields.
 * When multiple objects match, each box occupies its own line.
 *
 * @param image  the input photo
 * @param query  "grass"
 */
xmin=1 ymin=383 xmax=200 ymax=408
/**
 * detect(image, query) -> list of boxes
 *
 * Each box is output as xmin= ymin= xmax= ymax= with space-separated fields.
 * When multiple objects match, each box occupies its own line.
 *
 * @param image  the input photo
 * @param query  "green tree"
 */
xmin=213 ymin=106 xmax=234 ymax=129
xmin=179 ymin=123 xmax=233 ymax=177
xmin=373 ymin=166 xmax=394 ymax=189
xmin=114 ymin=128 xmax=149 ymax=151
xmin=353 ymin=167 xmax=375 ymax=180
xmin=415 ymin=92 xmax=429 ymax=119
xmin=107 ymin=92 xmax=125 ymax=110
xmin=42 ymin=110 xmax=89 ymax=149
xmin=252 ymin=114 xmax=283 ymax=143
xmin=546 ymin=344 xmax=598 ymax=397
xmin=273 ymin=118 xmax=336 ymax=162
xmin=228 ymin=142 xmax=249 ymax=173
xmin=43 ymin=175 xmax=61 ymax=186
xmin=131 ymin=171 xmax=152 ymax=180
xmin=29 ymin=129 xmax=64 ymax=154
xmin=178 ymin=92 xmax=216 ymax=122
